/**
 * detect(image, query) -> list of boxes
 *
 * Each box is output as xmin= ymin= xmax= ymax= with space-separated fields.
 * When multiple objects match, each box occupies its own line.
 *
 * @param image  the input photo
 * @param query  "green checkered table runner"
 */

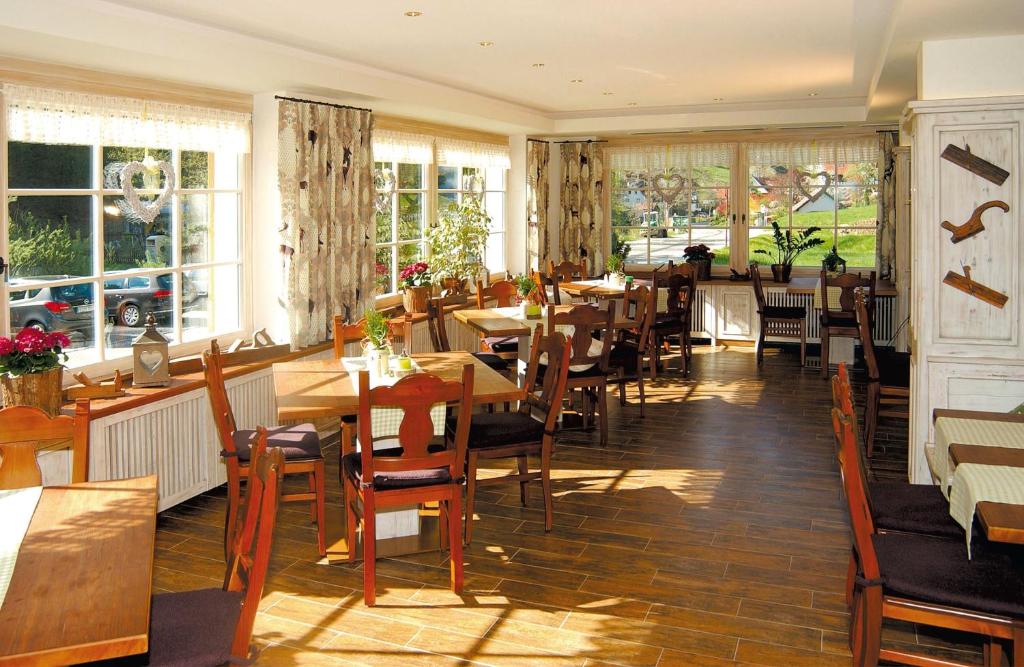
xmin=949 ymin=463 xmax=1024 ymax=558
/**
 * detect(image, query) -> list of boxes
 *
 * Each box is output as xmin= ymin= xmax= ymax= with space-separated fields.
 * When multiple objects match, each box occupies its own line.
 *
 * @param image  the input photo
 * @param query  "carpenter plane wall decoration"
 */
xmin=940 ymin=200 xmax=1009 ymax=243
xmin=942 ymin=265 xmax=1008 ymax=309
xmin=940 ymin=144 xmax=1010 ymax=186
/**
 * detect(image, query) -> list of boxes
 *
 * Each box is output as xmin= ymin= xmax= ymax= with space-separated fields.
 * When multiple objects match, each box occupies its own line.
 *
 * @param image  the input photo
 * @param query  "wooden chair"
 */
xmin=0 ymin=399 xmax=90 ymax=489
xmin=651 ymin=267 xmax=695 ymax=375
xmin=607 ymin=284 xmax=655 ymax=417
xmin=203 ymin=346 xmax=327 ymax=558
xmin=548 ymin=303 xmax=615 ymax=447
xmin=831 ymin=397 xmax=1024 ymax=666
xmin=855 ymin=293 xmax=909 ymax=458
xmin=425 ymin=296 xmax=509 ymax=372
xmin=140 ymin=430 xmax=285 ymax=666
xmin=751 ymin=261 xmax=807 ymax=366
xmin=475 ymin=279 xmax=519 ymax=358
xmin=451 ymin=328 xmax=572 ymax=543
xmin=530 ymin=270 xmax=550 ymax=306
xmin=547 ymin=259 xmax=587 ymax=305
xmin=819 ymin=269 xmax=876 ymax=378
xmin=343 ymin=365 xmax=474 ymax=606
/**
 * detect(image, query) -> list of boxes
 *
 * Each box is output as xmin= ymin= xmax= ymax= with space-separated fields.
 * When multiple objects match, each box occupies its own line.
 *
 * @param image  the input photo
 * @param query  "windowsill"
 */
xmin=63 ymin=341 xmax=333 ymax=420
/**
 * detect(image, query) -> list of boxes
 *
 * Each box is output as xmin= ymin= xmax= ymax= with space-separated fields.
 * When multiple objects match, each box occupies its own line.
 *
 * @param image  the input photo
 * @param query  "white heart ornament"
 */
xmin=139 ymin=349 xmax=164 ymax=375
xmin=795 ymin=169 xmax=831 ymax=203
xmin=120 ymin=160 xmax=176 ymax=224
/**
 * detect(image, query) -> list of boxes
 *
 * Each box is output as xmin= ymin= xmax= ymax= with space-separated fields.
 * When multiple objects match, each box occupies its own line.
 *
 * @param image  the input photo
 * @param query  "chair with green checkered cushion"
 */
xmin=343 ymin=365 xmax=474 ymax=606
xmin=449 ymin=328 xmax=572 ymax=544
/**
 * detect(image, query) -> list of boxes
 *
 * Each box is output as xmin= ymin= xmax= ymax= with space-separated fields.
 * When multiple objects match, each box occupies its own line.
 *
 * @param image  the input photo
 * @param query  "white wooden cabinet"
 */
xmin=715 ymin=286 xmax=756 ymax=340
xmin=905 ymin=96 xmax=1024 ymax=483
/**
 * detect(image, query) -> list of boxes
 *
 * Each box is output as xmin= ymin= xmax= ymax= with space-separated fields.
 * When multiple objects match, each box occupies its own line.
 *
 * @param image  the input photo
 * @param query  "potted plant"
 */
xmin=822 ymin=245 xmax=847 ymax=275
xmin=427 ymin=196 xmax=491 ymax=293
xmin=753 ymin=221 xmax=826 ymax=282
xmin=398 ymin=261 xmax=432 ymax=313
xmin=362 ymin=307 xmax=391 ymax=377
xmin=513 ymin=273 xmax=542 ymax=319
xmin=0 ymin=328 xmax=70 ymax=416
xmin=605 ymin=253 xmax=626 ymax=287
xmin=683 ymin=244 xmax=715 ymax=281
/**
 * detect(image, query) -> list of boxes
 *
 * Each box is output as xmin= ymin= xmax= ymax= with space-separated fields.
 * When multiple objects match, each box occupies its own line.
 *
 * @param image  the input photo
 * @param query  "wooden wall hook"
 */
xmin=940 ymin=200 xmax=1009 ymax=243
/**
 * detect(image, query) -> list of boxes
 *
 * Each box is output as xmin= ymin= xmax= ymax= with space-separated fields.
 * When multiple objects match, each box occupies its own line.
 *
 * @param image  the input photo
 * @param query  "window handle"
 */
xmin=0 ymin=256 xmax=6 ymax=275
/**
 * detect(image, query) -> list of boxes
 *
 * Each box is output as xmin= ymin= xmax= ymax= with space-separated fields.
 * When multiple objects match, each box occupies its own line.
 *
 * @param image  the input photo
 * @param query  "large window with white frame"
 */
xmin=5 ymin=141 xmax=244 ymax=367
xmin=374 ymin=161 xmax=428 ymax=296
xmin=437 ymin=165 xmax=506 ymax=273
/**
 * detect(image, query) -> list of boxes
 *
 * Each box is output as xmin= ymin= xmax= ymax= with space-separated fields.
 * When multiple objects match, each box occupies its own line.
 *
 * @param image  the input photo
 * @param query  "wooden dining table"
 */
xmin=949 ymin=442 xmax=1024 ymax=544
xmin=454 ymin=305 xmax=639 ymax=340
xmin=0 ymin=476 xmax=158 ymax=666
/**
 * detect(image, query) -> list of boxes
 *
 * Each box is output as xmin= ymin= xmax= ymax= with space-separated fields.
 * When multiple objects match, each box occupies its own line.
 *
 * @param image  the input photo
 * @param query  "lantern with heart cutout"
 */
xmin=132 ymin=313 xmax=171 ymax=387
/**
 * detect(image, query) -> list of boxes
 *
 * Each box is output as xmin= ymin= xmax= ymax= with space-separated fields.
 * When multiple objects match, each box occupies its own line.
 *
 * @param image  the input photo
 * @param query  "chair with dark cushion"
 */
xmin=448 ymin=328 xmax=572 ymax=543
xmin=140 ymin=431 xmax=284 ymax=666
xmin=651 ymin=266 xmax=695 ymax=375
xmin=819 ymin=269 xmax=875 ymax=378
xmin=855 ymin=292 xmax=909 ymax=458
xmin=0 ymin=399 xmax=90 ymax=490
xmin=751 ymin=261 xmax=807 ymax=366
xmin=607 ymin=284 xmax=655 ymax=417
xmin=548 ymin=303 xmax=615 ymax=447
xmin=344 ymin=365 xmax=474 ymax=606
xmin=425 ymin=296 xmax=509 ymax=373
xmin=475 ymin=279 xmax=519 ymax=357
xmin=831 ymin=397 xmax=1024 ymax=666
xmin=203 ymin=345 xmax=326 ymax=558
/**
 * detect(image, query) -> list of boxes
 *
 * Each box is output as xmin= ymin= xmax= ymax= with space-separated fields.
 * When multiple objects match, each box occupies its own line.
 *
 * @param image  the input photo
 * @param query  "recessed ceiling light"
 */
xmin=531 ymin=63 xmax=545 ymax=68
xmin=478 ymin=40 xmax=493 ymax=47
xmin=627 ymin=102 xmax=638 ymax=107
xmin=570 ymin=79 xmax=583 ymax=84
xmin=808 ymin=92 xmax=819 ymax=97
xmin=713 ymin=97 xmax=724 ymax=102
xmin=404 ymin=10 xmax=422 ymax=17
xmin=602 ymin=91 xmax=614 ymax=96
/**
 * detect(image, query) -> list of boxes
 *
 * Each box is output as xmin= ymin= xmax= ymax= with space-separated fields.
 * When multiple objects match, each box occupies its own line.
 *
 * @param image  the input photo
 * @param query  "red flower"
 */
xmin=0 ymin=337 xmax=13 ymax=356
xmin=45 ymin=332 xmax=71 ymax=350
xmin=14 ymin=327 xmax=47 ymax=354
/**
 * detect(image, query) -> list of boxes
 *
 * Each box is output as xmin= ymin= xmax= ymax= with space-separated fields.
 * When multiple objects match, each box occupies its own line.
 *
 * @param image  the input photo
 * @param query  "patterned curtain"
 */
xmin=278 ymin=100 xmax=375 ymax=348
xmin=527 ymin=140 xmax=550 ymax=270
xmin=559 ymin=142 xmax=606 ymax=275
xmin=877 ymin=130 xmax=899 ymax=279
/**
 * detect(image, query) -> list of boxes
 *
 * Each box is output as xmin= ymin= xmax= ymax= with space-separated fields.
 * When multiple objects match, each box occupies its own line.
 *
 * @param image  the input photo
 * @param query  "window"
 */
xmin=609 ymin=144 xmax=733 ymax=267
xmin=374 ymin=161 xmax=428 ymax=296
xmin=437 ymin=165 xmax=506 ymax=273
xmin=6 ymin=141 xmax=244 ymax=367
xmin=748 ymin=143 xmax=878 ymax=268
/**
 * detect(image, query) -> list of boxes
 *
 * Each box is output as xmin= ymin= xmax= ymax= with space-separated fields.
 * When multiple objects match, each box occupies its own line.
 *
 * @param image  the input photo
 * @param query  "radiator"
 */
xmin=88 ymin=367 xmax=282 ymax=511
xmin=690 ymin=288 xmax=707 ymax=336
xmin=764 ymin=291 xmax=897 ymax=343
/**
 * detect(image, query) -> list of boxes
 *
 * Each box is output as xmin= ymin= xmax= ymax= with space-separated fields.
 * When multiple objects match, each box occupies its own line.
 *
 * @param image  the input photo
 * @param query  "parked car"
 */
xmin=103 ymin=274 xmax=178 ymax=327
xmin=9 ymin=279 xmax=95 ymax=339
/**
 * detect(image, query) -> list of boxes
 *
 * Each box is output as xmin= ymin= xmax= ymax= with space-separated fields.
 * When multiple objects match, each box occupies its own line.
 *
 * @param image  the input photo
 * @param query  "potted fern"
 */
xmin=427 ymin=196 xmax=491 ymax=293
xmin=753 ymin=221 xmax=826 ymax=282
xmin=605 ymin=253 xmax=626 ymax=287
xmin=362 ymin=307 xmax=391 ymax=377
xmin=513 ymin=273 xmax=542 ymax=319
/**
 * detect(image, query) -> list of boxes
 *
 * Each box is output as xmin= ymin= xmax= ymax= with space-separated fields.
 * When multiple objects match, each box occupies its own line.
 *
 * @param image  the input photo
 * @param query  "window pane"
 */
xmin=750 ymin=164 xmax=791 ymax=189
xmin=692 ymin=165 xmax=730 ymax=188
xmin=103 ymin=195 xmax=173 ymax=270
xmin=181 ymin=151 xmax=210 ymax=188
xmin=749 ymin=188 xmax=795 ymax=231
xmin=397 ymin=193 xmax=424 ymax=242
xmin=397 ymin=244 xmax=423 ymax=274
xmin=183 ymin=265 xmax=239 ymax=342
xmin=9 ymin=279 xmax=99 ymax=363
xmin=8 ymin=196 xmax=93 ymax=279
xmin=102 ymin=147 xmax=172 ymax=189
xmin=792 ymin=186 xmax=836 ymax=229
xmin=485 ymin=167 xmax=505 ymax=190
xmin=212 ymin=152 xmax=240 ymax=189
xmin=9 ymin=142 xmax=92 ymax=189
xmin=614 ymin=228 xmax=649 ymax=263
xmin=611 ymin=187 xmax=645 ymax=228
xmin=837 ymin=187 xmax=878 ymax=226
xmin=485 ymin=191 xmax=504 ymax=233
xmin=437 ymin=192 xmax=458 ymax=216
xmin=790 ymin=228 xmax=834 ymax=267
xmin=182 ymin=193 xmax=240 ymax=264
xmin=437 ymin=166 xmax=459 ymax=190
xmin=398 ymin=163 xmax=422 ymax=189
xmin=837 ymin=228 xmax=877 ymax=269
xmin=375 ymin=247 xmax=393 ymax=296
xmin=837 ymin=161 xmax=878 ymax=187
xmin=104 ymin=272 xmax=178 ymax=348
xmin=376 ymin=208 xmax=393 ymax=244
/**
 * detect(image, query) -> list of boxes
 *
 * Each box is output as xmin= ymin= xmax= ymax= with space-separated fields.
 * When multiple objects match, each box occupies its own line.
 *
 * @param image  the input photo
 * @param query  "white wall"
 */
xmin=250 ymin=93 xmax=288 ymax=343
xmin=918 ymin=35 xmax=1024 ymax=100
xmin=506 ymin=135 xmax=528 ymax=275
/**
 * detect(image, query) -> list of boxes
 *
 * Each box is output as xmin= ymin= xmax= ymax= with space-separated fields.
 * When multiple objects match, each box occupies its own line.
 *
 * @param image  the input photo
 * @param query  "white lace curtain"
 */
xmin=436 ymin=136 xmax=511 ymax=169
xmin=608 ymin=143 xmax=735 ymax=171
xmin=3 ymin=84 xmax=251 ymax=153
xmin=372 ymin=129 xmax=434 ymax=164
xmin=747 ymin=138 xmax=878 ymax=166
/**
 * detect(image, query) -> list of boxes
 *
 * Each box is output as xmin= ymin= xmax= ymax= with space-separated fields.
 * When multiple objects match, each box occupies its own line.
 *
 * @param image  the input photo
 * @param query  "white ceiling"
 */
xmin=0 ymin=0 xmax=1023 ymax=134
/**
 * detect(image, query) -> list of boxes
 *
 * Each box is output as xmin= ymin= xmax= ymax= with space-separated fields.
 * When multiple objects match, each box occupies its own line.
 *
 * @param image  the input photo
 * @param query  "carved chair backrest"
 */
xmin=203 ymin=346 xmax=239 ymax=461
xmin=831 ymin=402 xmax=881 ymax=586
xmin=333 ymin=315 xmax=367 ymax=360
xmin=620 ymin=285 xmax=654 ymax=354
xmin=521 ymin=328 xmax=573 ymax=436
xmin=855 ymin=292 xmax=879 ymax=383
xmin=820 ymin=270 xmax=876 ymax=326
xmin=548 ymin=259 xmax=587 ymax=283
xmin=547 ymin=303 xmax=615 ymax=371
xmin=357 ymin=365 xmax=474 ymax=487
xmin=750 ymin=262 xmax=768 ymax=312
xmin=0 ymin=400 xmax=90 ymax=489
xmin=476 ymin=280 xmax=517 ymax=308
xmin=530 ymin=270 xmax=550 ymax=306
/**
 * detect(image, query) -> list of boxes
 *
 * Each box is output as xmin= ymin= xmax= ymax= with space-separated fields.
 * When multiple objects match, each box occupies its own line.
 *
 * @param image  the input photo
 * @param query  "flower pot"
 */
xmin=687 ymin=259 xmax=712 ymax=281
xmin=1 ymin=367 xmax=63 ymax=416
xmin=520 ymin=303 xmax=542 ymax=320
xmin=367 ymin=346 xmax=390 ymax=378
xmin=402 ymin=286 xmax=430 ymax=313
xmin=442 ymin=277 xmax=468 ymax=294
xmin=770 ymin=264 xmax=793 ymax=283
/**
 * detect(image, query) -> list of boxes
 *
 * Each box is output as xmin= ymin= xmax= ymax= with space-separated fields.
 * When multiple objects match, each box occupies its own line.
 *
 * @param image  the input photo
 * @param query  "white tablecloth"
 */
xmin=949 ymin=463 xmax=1024 ymax=557
xmin=492 ymin=307 xmax=603 ymax=370
xmin=0 ymin=486 xmax=42 ymax=607
xmin=933 ymin=417 xmax=1024 ymax=497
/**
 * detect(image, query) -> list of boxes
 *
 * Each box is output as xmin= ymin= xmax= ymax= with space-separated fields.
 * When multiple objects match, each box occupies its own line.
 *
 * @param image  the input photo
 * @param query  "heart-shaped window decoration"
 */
xmin=795 ymin=169 xmax=832 ymax=203
xmin=652 ymin=173 xmax=688 ymax=203
xmin=120 ymin=160 xmax=176 ymax=224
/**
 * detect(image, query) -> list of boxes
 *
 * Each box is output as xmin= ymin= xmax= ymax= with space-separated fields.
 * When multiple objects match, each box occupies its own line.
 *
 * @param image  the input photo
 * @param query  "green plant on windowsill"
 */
xmin=753 ymin=220 xmax=826 ymax=282
xmin=427 ymin=195 xmax=491 ymax=291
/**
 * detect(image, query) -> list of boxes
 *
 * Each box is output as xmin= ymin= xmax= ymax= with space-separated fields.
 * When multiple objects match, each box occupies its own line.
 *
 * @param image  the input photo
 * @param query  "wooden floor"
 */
xmin=154 ymin=345 xmax=984 ymax=666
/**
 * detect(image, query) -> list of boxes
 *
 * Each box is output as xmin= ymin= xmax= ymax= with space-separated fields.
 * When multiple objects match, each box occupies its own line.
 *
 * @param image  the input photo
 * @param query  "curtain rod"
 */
xmin=527 ymin=138 xmax=550 ymax=143
xmin=275 ymin=95 xmax=372 ymax=113
xmin=552 ymin=139 xmax=607 ymax=144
